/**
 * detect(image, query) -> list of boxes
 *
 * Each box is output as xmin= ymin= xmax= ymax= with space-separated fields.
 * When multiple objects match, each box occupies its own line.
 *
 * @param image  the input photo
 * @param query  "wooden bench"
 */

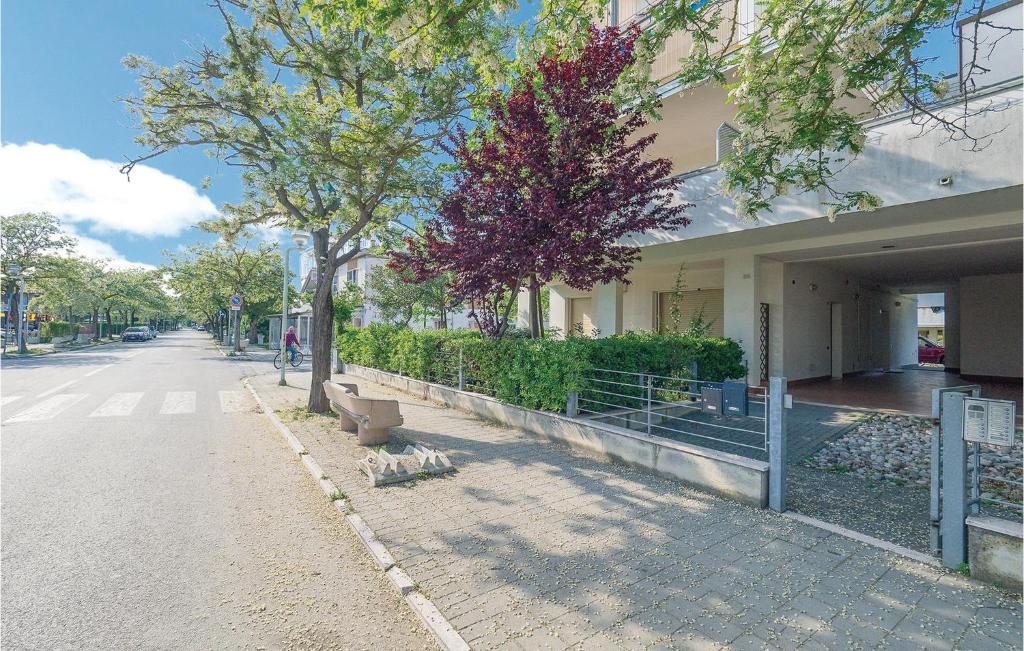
xmin=322 ymin=380 xmax=403 ymax=446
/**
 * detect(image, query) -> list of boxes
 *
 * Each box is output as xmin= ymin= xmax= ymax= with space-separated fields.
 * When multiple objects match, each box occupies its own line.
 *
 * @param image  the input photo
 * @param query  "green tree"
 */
xmin=0 ymin=212 xmax=75 ymax=351
xmin=366 ymin=264 xmax=461 ymax=328
xmin=124 ymin=0 xmax=474 ymax=411
xmin=165 ymin=240 xmax=282 ymax=352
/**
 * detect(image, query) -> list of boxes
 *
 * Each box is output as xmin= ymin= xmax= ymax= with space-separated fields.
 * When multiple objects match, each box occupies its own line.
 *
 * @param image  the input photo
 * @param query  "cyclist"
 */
xmin=283 ymin=326 xmax=300 ymax=363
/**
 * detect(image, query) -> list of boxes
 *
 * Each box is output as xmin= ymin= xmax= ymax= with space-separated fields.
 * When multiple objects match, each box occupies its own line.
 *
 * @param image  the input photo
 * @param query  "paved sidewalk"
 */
xmin=253 ymin=371 xmax=1022 ymax=650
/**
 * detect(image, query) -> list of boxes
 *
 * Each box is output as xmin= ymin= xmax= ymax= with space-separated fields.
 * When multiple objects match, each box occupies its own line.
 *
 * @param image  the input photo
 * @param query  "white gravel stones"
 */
xmin=804 ymin=414 xmax=1022 ymax=503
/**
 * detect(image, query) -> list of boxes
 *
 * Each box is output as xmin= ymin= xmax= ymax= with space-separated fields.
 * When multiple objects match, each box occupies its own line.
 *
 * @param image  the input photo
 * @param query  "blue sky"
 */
xmin=2 ymin=1 xmax=241 ymax=268
xmin=2 ymin=2 xmax=960 ymax=270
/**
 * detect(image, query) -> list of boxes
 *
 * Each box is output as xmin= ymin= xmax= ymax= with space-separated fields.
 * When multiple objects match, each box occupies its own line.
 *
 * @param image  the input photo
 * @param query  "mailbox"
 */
xmin=722 ymin=381 xmax=748 ymax=417
xmin=700 ymin=383 xmax=723 ymax=416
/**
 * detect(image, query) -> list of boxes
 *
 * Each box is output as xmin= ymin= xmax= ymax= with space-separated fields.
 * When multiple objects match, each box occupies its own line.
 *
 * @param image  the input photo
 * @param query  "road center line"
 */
xmin=37 ymin=380 xmax=77 ymax=398
xmin=83 ymin=364 xmax=113 ymax=377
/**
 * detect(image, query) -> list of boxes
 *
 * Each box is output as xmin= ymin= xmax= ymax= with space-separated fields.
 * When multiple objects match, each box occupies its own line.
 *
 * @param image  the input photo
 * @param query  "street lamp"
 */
xmin=279 ymin=230 xmax=311 ymax=386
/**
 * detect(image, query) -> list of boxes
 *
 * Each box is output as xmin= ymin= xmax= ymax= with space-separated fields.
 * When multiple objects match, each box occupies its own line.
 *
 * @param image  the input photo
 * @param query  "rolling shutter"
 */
xmin=658 ymin=289 xmax=724 ymax=337
xmin=570 ymin=298 xmax=595 ymax=336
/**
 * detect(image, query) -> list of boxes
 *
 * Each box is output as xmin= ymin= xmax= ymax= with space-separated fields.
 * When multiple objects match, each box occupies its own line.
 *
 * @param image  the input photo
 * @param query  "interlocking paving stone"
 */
xmin=252 ymin=372 xmax=1024 ymax=651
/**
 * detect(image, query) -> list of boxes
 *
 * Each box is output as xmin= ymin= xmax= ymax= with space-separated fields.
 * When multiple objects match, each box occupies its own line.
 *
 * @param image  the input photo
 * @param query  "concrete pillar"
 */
xmin=594 ymin=281 xmax=623 ymax=338
xmin=516 ymin=285 xmax=531 ymax=330
xmin=944 ymin=285 xmax=961 ymax=372
xmin=549 ymin=288 xmax=569 ymax=338
xmin=723 ymin=253 xmax=759 ymax=384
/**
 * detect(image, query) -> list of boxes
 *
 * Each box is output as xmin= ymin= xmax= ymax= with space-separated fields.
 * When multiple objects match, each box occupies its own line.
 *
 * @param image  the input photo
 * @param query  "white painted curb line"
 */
xmin=243 ymin=376 xmax=469 ymax=651
xmin=782 ymin=511 xmax=941 ymax=567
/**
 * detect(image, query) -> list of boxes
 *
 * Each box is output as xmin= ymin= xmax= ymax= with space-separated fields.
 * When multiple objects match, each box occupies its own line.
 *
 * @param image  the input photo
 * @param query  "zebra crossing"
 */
xmin=1 ymin=390 xmax=255 ymax=424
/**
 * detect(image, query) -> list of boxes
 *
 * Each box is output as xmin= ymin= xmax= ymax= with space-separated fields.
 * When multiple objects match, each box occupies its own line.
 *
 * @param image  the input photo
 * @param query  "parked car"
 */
xmin=918 ymin=336 xmax=945 ymax=364
xmin=121 ymin=327 xmax=150 ymax=342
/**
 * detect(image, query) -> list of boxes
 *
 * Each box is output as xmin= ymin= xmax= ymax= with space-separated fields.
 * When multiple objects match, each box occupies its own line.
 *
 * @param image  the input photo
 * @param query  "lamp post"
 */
xmin=279 ymin=230 xmax=311 ymax=386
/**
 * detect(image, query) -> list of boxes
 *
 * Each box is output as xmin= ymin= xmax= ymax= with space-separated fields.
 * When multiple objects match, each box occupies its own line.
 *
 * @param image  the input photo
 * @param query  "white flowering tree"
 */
xmin=310 ymin=0 xmax=1018 ymax=218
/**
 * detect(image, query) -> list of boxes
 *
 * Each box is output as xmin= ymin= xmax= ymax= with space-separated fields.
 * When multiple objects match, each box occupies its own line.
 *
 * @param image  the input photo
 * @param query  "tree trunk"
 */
xmin=104 ymin=308 xmax=113 ymax=338
xmin=248 ymin=317 xmax=258 ymax=344
xmin=92 ymin=308 xmax=100 ymax=341
xmin=233 ymin=307 xmax=243 ymax=352
xmin=8 ymin=291 xmax=21 ymax=352
xmin=130 ymin=310 xmax=136 ymax=325
xmin=307 ymin=229 xmax=337 ymax=413
xmin=439 ymin=305 xmax=448 ymax=329
xmin=528 ymin=278 xmax=541 ymax=339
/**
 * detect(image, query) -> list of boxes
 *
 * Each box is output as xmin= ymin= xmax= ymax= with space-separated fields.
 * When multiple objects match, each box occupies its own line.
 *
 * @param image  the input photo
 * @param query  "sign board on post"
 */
xmin=229 ymin=294 xmax=243 ymax=308
xmin=962 ymin=397 xmax=1016 ymax=448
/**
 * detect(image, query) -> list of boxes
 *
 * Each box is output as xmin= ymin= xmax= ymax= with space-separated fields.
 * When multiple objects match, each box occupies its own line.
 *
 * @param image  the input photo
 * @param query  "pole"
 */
xmin=17 ymin=277 xmax=26 ymax=354
xmin=279 ymin=244 xmax=290 ymax=386
xmin=768 ymin=376 xmax=788 ymax=512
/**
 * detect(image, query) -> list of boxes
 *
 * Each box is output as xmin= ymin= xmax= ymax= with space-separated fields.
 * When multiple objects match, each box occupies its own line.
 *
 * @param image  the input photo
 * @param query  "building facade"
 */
xmin=539 ymin=1 xmax=1023 ymax=386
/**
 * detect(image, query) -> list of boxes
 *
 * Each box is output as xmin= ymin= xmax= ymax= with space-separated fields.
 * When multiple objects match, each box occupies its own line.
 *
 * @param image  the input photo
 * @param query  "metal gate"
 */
xmin=932 ymin=386 xmax=1021 ymax=568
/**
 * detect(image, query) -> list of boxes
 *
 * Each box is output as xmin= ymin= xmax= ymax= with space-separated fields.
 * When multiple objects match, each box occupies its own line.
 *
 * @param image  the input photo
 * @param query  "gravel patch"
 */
xmin=793 ymin=413 xmax=1023 ymax=554
xmin=804 ymin=413 xmax=1022 ymax=505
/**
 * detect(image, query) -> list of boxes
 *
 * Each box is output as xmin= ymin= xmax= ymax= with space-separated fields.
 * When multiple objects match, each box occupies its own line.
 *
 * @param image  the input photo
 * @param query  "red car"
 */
xmin=918 ymin=336 xmax=945 ymax=364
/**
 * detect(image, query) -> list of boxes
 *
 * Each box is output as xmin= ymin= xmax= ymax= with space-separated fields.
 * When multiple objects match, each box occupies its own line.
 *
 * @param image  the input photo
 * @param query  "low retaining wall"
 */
xmin=342 ymin=363 xmax=769 ymax=508
xmin=967 ymin=515 xmax=1023 ymax=593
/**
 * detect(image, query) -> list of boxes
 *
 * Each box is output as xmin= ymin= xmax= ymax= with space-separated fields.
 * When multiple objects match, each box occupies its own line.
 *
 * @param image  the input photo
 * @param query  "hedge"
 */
xmin=336 ymin=325 xmax=746 ymax=412
xmin=40 ymin=321 xmax=80 ymax=338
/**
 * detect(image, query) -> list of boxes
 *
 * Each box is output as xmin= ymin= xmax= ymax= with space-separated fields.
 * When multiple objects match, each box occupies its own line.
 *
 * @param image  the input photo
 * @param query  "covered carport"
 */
xmin=776 ymin=230 xmax=1022 ymax=416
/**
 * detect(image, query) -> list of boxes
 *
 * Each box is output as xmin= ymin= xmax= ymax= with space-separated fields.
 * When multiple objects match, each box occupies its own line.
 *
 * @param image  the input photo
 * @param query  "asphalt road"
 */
xmin=1 ymin=331 xmax=430 ymax=650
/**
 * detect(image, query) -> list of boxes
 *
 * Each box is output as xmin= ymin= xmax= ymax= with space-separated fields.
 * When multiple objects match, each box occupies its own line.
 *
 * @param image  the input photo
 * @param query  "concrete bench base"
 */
xmin=968 ymin=515 xmax=1023 ymax=593
xmin=341 ymin=364 xmax=769 ymax=508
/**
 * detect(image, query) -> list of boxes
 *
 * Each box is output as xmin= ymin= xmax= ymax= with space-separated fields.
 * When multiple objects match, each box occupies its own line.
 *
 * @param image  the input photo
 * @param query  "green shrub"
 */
xmin=40 ymin=321 xmax=80 ymax=338
xmin=337 ymin=327 xmax=746 ymax=413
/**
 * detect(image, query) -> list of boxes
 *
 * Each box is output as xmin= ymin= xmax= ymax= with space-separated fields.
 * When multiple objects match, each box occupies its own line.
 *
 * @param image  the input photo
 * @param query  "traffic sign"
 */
xmin=230 ymin=306 xmax=241 ymax=311
xmin=229 ymin=294 xmax=243 ymax=307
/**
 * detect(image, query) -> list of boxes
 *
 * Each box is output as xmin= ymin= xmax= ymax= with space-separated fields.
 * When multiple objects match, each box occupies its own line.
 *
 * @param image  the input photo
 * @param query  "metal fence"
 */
xmin=969 ymin=440 xmax=1023 ymax=516
xmin=571 ymin=368 xmax=770 ymax=458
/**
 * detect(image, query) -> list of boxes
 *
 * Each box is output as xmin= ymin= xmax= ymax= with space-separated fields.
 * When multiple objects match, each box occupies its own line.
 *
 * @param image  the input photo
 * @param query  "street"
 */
xmin=1 ymin=331 xmax=430 ymax=649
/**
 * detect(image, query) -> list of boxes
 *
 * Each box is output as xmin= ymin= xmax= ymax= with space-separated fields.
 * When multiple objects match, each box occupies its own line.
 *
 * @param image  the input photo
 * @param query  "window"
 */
xmin=347 ymin=269 xmax=358 ymax=285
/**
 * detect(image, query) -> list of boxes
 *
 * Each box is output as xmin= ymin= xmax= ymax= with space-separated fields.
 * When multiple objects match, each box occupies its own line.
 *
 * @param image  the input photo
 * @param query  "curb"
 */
xmin=781 ymin=511 xmax=941 ymax=567
xmin=242 ymin=376 xmax=470 ymax=651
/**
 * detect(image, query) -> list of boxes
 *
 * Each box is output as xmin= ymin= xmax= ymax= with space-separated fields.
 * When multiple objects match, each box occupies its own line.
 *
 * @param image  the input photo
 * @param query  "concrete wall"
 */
xmin=960 ymin=2 xmax=1023 ymax=90
xmin=342 ymin=363 xmax=770 ymax=507
xmin=967 ymin=515 xmax=1023 ymax=593
xmin=960 ymin=272 xmax=1024 ymax=378
xmin=633 ymin=85 xmax=1022 ymax=248
xmin=781 ymin=262 xmax=917 ymax=380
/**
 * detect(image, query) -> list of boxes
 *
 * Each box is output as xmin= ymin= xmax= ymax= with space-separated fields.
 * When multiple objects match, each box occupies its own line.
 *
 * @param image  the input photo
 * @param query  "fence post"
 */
xmin=645 ymin=374 xmax=653 ymax=435
xmin=941 ymin=391 xmax=969 ymax=569
xmin=930 ymin=412 xmax=943 ymax=557
xmin=768 ymin=376 xmax=788 ymax=512
xmin=566 ymin=391 xmax=578 ymax=419
xmin=458 ymin=346 xmax=465 ymax=391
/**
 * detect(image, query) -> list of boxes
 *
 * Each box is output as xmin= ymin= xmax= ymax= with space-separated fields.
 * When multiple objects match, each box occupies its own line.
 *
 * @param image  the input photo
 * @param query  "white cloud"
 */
xmin=0 ymin=142 xmax=219 ymax=237
xmin=66 ymin=229 xmax=156 ymax=271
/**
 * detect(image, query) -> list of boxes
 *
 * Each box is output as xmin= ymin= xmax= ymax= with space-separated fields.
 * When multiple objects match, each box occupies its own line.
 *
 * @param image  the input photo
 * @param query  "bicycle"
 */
xmin=273 ymin=347 xmax=305 ymax=369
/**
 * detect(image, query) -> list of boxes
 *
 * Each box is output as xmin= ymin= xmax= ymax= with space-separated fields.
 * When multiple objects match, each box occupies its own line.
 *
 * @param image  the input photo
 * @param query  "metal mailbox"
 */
xmin=722 ymin=381 xmax=749 ymax=417
xmin=700 ymin=383 xmax=723 ymax=416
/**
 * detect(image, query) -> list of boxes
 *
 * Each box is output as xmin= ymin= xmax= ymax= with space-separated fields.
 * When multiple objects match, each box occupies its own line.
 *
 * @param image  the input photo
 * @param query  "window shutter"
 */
xmin=716 ymin=122 xmax=740 ymax=162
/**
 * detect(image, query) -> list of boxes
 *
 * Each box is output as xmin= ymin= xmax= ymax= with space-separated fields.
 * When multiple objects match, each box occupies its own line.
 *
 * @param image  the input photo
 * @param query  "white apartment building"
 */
xmin=538 ymin=1 xmax=1023 ymax=389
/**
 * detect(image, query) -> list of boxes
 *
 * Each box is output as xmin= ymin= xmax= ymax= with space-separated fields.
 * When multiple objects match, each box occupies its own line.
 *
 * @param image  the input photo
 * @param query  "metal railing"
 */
xmin=572 ymin=368 xmax=770 ymax=457
xmin=969 ymin=441 xmax=1023 ymax=516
